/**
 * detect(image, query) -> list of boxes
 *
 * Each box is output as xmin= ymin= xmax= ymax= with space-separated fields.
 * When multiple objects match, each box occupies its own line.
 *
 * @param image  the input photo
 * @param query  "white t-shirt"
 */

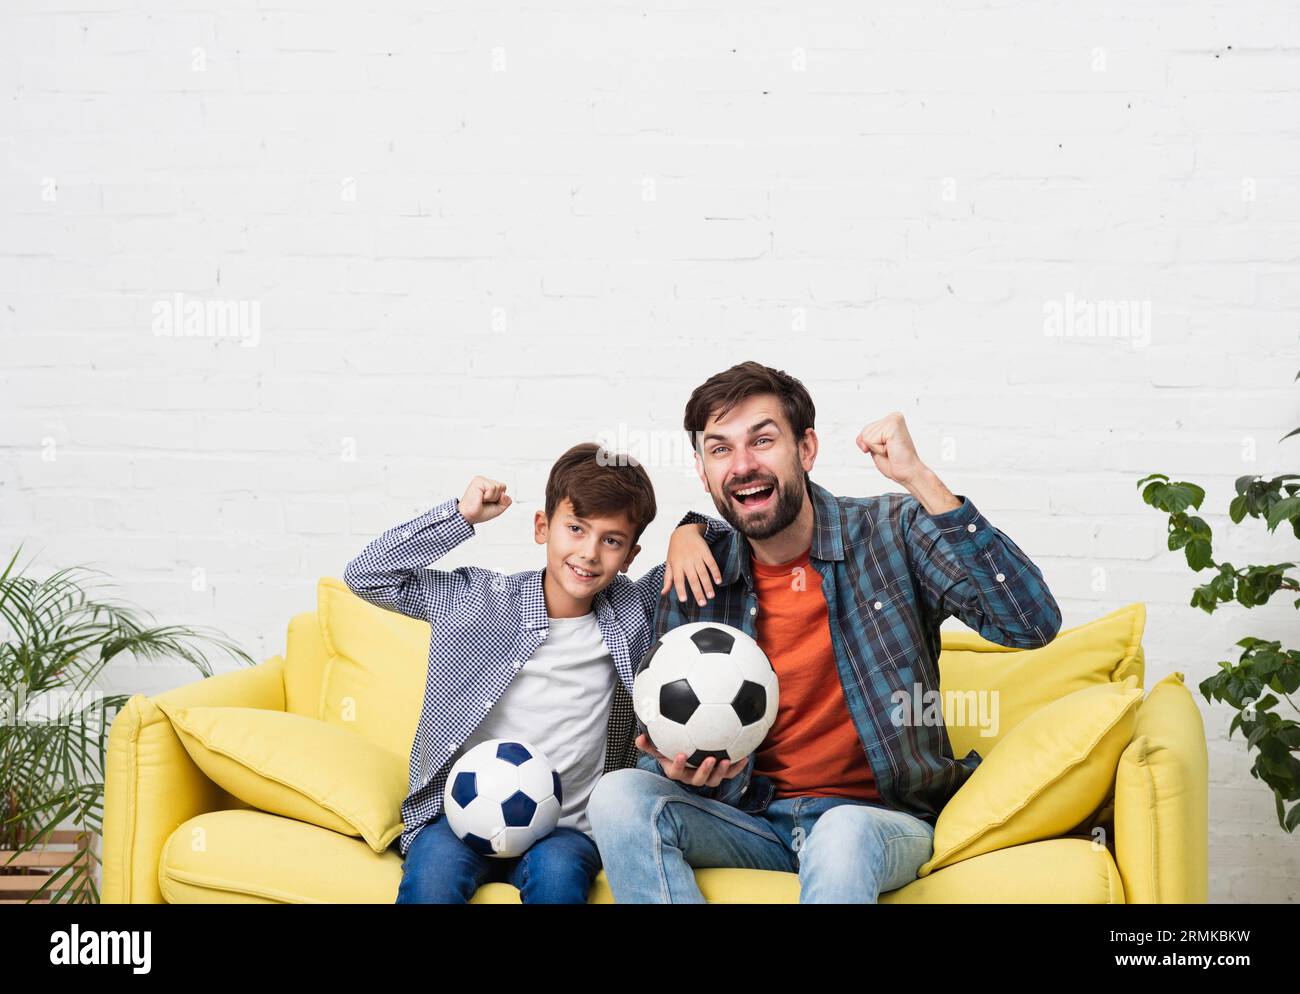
xmin=449 ymin=611 xmax=617 ymax=838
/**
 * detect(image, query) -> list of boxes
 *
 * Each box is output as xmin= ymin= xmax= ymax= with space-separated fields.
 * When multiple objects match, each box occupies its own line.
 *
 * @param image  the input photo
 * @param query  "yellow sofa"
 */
xmin=102 ymin=581 xmax=1208 ymax=904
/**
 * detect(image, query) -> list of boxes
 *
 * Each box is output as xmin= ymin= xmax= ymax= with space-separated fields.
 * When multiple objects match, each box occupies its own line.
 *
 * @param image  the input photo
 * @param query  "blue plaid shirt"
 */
xmin=342 ymin=497 xmax=730 ymax=856
xmin=637 ymin=477 xmax=1063 ymax=824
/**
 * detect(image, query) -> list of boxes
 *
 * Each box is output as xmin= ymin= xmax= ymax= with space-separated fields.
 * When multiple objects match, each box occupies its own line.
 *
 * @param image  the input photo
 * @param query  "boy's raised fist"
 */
xmin=459 ymin=476 xmax=512 ymax=525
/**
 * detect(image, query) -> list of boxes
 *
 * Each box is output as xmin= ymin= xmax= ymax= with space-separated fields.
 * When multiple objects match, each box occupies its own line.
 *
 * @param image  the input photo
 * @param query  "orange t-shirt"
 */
xmin=750 ymin=546 xmax=880 ymax=802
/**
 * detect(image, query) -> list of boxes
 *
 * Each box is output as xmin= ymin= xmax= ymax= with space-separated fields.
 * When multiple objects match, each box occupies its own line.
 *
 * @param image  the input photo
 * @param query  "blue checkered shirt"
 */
xmin=636 ymin=478 xmax=1063 ymax=824
xmin=342 ymin=497 xmax=728 ymax=856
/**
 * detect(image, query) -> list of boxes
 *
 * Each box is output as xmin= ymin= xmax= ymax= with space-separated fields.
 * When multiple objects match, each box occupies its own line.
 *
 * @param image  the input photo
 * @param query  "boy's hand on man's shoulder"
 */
xmin=663 ymin=522 xmax=722 ymax=605
xmin=459 ymin=476 xmax=512 ymax=526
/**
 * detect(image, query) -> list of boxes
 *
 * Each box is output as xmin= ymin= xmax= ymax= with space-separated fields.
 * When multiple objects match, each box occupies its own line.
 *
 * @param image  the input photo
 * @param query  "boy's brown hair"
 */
xmin=544 ymin=443 xmax=657 ymax=545
xmin=682 ymin=360 xmax=816 ymax=452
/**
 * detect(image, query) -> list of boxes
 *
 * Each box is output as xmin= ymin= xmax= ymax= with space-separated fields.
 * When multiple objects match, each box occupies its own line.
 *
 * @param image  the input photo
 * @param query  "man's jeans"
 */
xmin=588 ymin=768 xmax=936 ymax=903
xmin=396 ymin=814 xmax=601 ymax=904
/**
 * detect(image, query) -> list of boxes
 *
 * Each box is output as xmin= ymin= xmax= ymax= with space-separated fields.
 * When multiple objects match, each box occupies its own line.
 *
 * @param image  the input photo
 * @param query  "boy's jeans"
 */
xmin=396 ymin=814 xmax=601 ymax=904
xmin=588 ymin=768 xmax=936 ymax=903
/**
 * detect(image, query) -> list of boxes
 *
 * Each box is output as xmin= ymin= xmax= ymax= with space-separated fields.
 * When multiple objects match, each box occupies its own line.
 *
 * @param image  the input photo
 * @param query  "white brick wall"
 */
xmin=2 ymin=0 xmax=1298 ymax=902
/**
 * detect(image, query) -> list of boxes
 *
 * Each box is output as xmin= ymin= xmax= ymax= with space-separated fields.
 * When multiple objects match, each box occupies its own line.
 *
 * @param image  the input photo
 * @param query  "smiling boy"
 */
xmin=342 ymin=442 xmax=726 ymax=903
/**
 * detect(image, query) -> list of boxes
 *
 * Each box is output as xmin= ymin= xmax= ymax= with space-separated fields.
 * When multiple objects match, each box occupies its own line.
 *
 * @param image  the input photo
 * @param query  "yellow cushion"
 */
xmin=316 ymin=577 xmax=428 ymax=758
xmin=468 ymin=843 xmax=1123 ymax=904
xmin=939 ymin=602 xmax=1145 ymax=757
xmin=157 ymin=812 xmax=1123 ymax=904
xmin=1114 ymin=671 xmax=1210 ymax=903
xmin=919 ymin=676 xmax=1144 ymax=876
xmin=157 ymin=703 xmax=407 ymax=853
xmin=159 ymin=810 xmax=405 ymax=903
xmin=888 ymin=837 xmax=1125 ymax=903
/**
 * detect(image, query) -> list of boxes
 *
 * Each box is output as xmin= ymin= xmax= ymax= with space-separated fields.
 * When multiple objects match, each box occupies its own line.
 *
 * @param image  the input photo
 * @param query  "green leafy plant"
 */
xmin=0 ymin=546 xmax=253 ymax=902
xmin=1137 ymin=371 xmax=1300 ymax=834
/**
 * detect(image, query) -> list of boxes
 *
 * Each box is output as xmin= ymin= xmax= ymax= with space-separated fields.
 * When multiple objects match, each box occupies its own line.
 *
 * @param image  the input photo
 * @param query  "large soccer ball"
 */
xmin=633 ymin=622 xmax=779 ymax=766
xmin=443 ymin=739 xmax=562 ymax=858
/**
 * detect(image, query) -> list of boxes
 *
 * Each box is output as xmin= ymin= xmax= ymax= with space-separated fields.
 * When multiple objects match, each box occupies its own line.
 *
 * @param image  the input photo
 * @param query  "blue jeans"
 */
xmin=396 ymin=814 xmax=602 ymax=904
xmin=587 ymin=768 xmax=936 ymax=903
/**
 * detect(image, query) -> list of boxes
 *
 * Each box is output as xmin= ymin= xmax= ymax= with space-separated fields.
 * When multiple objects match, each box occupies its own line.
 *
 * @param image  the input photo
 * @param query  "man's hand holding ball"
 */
xmin=636 ymin=732 xmax=749 ymax=788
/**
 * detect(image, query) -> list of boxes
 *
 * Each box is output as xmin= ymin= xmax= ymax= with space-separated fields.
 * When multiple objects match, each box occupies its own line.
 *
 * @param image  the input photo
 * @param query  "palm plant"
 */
xmin=0 ymin=545 xmax=253 ymax=903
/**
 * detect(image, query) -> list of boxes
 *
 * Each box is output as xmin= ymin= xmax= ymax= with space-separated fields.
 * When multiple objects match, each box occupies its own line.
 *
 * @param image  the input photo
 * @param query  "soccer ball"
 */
xmin=633 ymin=622 xmax=779 ymax=766
xmin=443 ymin=739 xmax=562 ymax=858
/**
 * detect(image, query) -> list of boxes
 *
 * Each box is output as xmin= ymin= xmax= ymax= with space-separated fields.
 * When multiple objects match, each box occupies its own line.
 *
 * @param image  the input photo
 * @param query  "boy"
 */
xmin=342 ymin=442 xmax=729 ymax=903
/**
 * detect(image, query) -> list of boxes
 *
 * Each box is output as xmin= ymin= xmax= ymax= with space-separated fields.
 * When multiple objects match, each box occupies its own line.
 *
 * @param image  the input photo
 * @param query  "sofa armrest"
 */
xmin=1113 ymin=671 xmax=1209 ymax=903
xmin=102 ymin=656 xmax=287 ymax=903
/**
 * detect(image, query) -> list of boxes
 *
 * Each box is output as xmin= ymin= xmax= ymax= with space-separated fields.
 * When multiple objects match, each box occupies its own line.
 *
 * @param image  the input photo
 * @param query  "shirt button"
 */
xmin=401 ymin=530 xmax=412 ymax=538
xmin=514 ymin=660 xmax=523 ymax=669
xmin=873 ymin=600 xmax=883 ymax=610
xmin=749 ymin=606 xmax=756 ymax=616
xmin=966 ymin=523 xmax=977 ymax=533
xmin=996 ymin=573 xmax=1006 ymax=583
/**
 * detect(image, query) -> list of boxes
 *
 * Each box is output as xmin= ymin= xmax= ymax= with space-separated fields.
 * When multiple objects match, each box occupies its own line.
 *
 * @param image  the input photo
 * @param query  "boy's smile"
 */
xmin=564 ymin=561 xmax=600 ymax=583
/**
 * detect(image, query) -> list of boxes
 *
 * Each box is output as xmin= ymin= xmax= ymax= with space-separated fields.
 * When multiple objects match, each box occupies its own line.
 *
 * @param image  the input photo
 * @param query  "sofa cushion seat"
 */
xmin=158 ymin=810 xmax=1122 ymax=904
xmin=159 ymin=809 xmax=405 ymax=904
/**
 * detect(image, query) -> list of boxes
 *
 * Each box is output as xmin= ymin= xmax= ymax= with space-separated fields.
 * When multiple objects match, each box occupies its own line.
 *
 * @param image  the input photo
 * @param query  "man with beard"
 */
xmin=587 ymin=361 xmax=1062 ymax=903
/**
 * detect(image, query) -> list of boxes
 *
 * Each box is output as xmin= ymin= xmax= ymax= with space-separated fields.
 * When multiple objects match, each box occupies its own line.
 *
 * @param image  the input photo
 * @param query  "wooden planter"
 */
xmin=0 ymin=830 xmax=97 ymax=904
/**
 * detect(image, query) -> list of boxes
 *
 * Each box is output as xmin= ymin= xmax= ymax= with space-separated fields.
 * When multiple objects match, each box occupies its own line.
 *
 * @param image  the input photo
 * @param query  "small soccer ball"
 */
xmin=633 ymin=622 xmax=779 ymax=766
xmin=443 ymin=739 xmax=562 ymax=858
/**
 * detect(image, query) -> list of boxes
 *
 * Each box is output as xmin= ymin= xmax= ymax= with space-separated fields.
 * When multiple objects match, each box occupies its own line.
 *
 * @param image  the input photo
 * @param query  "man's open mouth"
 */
xmin=730 ymin=481 xmax=776 ymax=509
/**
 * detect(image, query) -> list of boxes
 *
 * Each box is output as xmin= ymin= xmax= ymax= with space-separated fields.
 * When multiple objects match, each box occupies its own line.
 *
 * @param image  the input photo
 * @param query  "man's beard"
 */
xmin=710 ymin=463 xmax=808 ymax=541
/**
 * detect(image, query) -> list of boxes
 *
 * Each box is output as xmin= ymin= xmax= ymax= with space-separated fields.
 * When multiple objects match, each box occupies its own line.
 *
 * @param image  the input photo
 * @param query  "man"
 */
xmin=587 ymin=360 xmax=1062 ymax=903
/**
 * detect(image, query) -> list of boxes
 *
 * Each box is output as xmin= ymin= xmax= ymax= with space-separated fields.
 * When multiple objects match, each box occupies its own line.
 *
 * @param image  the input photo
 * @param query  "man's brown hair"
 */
xmin=544 ymin=443 xmax=657 ymax=545
xmin=683 ymin=360 xmax=816 ymax=452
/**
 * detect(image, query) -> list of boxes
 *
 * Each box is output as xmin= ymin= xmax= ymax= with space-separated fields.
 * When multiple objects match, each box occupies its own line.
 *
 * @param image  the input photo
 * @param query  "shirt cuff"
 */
xmin=677 ymin=510 xmax=731 ymax=544
xmin=388 ymin=497 xmax=475 ymax=548
xmin=924 ymin=495 xmax=995 ymax=553
xmin=446 ymin=497 xmax=476 ymax=537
